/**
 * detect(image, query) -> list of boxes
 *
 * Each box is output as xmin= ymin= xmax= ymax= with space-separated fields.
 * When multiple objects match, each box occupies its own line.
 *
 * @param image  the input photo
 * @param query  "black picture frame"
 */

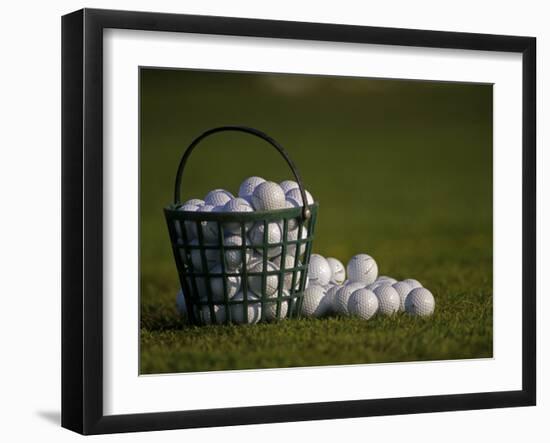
xmin=62 ymin=8 xmax=536 ymax=435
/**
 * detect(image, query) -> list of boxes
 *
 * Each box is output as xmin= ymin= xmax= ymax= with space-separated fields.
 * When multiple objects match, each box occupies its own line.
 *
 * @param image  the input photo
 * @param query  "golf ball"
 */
xmin=229 ymin=292 xmax=262 ymax=324
xmin=223 ymin=197 xmax=254 ymax=234
xmin=308 ymin=254 xmax=332 ymax=287
xmin=326 ymin=257 xmax=346 ymax=285
xmin=273 ymin=254 xmax=302 ymax=290
xmin=175 ymin=201 xmax=201 ymax=242
xmin=204 ymin=189 xmax=234 ymax=207
xmin=263 ymin=292 xmax=290 ymax=321
xmin=301 ymin=285 xmax=329 ymax=318
xmin=223 ymin=234 xmax=251 ymax=270
xmin=251 ymin=181 xmax=286 ymax=211
xmin=182 ymin=198 xmax=205 ymax=207
xmin=348 ymin=288 xmax=379 ymax=320
xmin=195 ymin=304 xmax=227 ymax=325
xmin=284 ymin=198 xmax=300 ymax=231
xmin=285 ymin=187 xmax=314 ymax=206
xmin=392 ymin=281 xmax=413 ymax=312
xmin=373 ymin=285 xmax=400 ymax=315
xmin=279 ymin=180 xmax=299 ymax=194
xmin=286 ymin=226 xmax=308 ymax=256
xmin=333 ymin=282 xmax=365 ymax=315
xmin=238 ymin=176 xmax=266 ymax=202
xmin=187 ymin=239 xmax=219 ymax=272
xmin=248 ymin=221 xmax=283 ymax=257
xmin=208 ymin=264 xmax=241 ymax=302
xmin=322 ymin=284 xmax=341 ymax=315
xmin=402 ymin=278 xmax=422 ymax=289
xmin=376 ymin=275 xmax=397 ymax=285
xmin=347 ymin=254 xmax=378 ymax=285
xmin=247 ymin=260 xmax=280 ymax=297
xmin=405 ymin=287 xmax=435 ymax=316
xmin=196 ymin=204 xmax=221 ymax=243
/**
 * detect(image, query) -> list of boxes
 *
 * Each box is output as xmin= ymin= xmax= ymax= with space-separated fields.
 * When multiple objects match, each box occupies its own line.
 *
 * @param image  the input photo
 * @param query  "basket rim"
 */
xmin=164 ymin=202 xmax=318 ymax=222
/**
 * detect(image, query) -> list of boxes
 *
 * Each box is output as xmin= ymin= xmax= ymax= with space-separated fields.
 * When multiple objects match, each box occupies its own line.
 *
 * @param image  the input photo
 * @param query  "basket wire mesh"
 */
xmin=164 ymin=126 xmax=318 ymax=325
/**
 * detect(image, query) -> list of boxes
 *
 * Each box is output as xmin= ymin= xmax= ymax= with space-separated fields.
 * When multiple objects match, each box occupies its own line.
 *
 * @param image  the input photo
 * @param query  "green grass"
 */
xmin=139 ymin=69 xmax=493 ymax=374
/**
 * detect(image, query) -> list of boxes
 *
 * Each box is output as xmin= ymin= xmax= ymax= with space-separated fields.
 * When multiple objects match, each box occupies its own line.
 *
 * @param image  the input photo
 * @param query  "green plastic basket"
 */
xmin=164 ymin=126 xmax=318 ymax=326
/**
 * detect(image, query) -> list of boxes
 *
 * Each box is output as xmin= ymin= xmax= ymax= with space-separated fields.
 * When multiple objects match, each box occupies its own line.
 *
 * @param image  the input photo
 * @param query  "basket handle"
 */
xmin=174 ymin=125 xmax=312 ymax=220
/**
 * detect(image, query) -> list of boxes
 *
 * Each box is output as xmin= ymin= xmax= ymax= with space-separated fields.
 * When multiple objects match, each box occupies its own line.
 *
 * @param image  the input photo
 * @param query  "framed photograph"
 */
xmin=62 ymin=8 xmax=536 ymax=435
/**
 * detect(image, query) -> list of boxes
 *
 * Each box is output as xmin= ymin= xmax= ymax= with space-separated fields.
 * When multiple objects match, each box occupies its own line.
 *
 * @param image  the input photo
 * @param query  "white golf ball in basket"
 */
xmin=273 ymin=254 xmax=302 ymax=290
xmin=187 ymin=239 xmax=219 ymax=272
xmin=263 ymin=290 xmax=290 ymax=321
xmin=279 ymin=180 xmax=299 ymax=194
xmin=238 ymin=176 xmax=266 ymax=202
xmin=405 ymin=287 xmax=435 ymax=316
xmin=347 ymin=254 xmax=378 ymax=285
xmin=230 ymin=292 xmax=262 ymax=324
xmin=286 ymin=226 xmax=308 ymax=256
xmin=308 ymin=254 xmax=332 ymax=287
xmin=247 ymin=260 xmax=280 ymax=297
xmin=208 ymin=264 xmax=241 ymax=302
xmin=392 ymin=281 xmax=413 ymax=312
xmin=348 ymin=288 xmax=379 ymax=320
xmin=183 ymin=198 xmax=205 ymax=207
xmin=204 ymin=189 xmax=234 ymax=207
xmin=196 ymin=204 xmax=221 ymax=243
xmin=402 ymin=278 xmax=422 ymax=289
xmin=248 ymin=221 xmax=283 ymax=257
xmin=326 ymin=257 xmax=346 ymax=285
xmin=223 ymin=234 xmax=251 ymax=270
xmin=175 ymin=201 xmax=201 ymax=241
xmin=333 ymin=282 xmax=365 ymax=315
xmin=284 ymin=198 xmax=301 ymax=231
xmin=195 ymin=304 xmax=227 ymax=325
xmin=285 ymin=187 xmax=314 ymax=206
xmin=301 ymin=285 xmax=329 ymax=318
xmin=373 ymin=285 xmax=400 ymax=316
xmin=251 ymin=181 xmax=286 ymax=211
xmin=223 ymin=197 xmax=254 ymax=234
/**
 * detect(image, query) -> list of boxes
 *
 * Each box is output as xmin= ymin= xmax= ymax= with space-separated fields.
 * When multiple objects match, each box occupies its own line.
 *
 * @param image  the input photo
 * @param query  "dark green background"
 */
xmin=140 ymin=68 xmax=493 ymax=374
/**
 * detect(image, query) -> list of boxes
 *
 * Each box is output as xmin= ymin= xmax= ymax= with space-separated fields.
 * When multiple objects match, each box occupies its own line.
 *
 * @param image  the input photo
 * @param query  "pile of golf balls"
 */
xmin=300 ymin=253 xmax=436 ymax=320
xmin=173 ymin=176 xmax=314 ymax=324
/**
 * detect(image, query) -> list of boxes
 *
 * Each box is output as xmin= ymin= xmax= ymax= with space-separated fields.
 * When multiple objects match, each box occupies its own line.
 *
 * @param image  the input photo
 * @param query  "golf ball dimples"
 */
xmin=405 ymin=287 xmax=435 ymax=316
xmin=392 ymin=281 xmax=413 ymax=312
xmin=238 ymin=176 xmax=266 ymax=201
xmin=230 ymin=292 xmax=262 ymax=324
xmin=251 ymin=181 xmax=286 ymax=211
xmin=301 ymin=285 xmax=328 ymax=318
xmin=285 ymin=187 xmax=314 ymax=206
xmin=208 ymin=264 xmax=241 ymax=301
xmin=326 ymin=257 xmax=346 ymax=284
xmin=204 ymin=189 xmax=234 ymax=207
xmin=183 ymin=198 xmax=205 ymax=207
xmin=248 ymin=221 xmax=283 ymax=257
xmin=223 ymin=197 xmax=254 ymax=234
xmin=248 ymin=260 xmax=280 ymax=297
xmin=347 ymin=254 xmax=378 ymax=285
xmin=373 ymin=285 xmax=400 ymax=315
xmin=264 ymin=291 xmax=290 ymax=321
xmin=279 ymin=180 xmax=299 ymax=194
xmin=333 ymin=282 xmax=365 ymax=315
xmin=308 ymin=254 xmax=332 ymax=287
xmin=223 ymin=234 xmax=250 ymax=270
xmin=176 ymin=289 xmax=187 ymax=318
xmin=402 ymin=278 xmax=422 ymax=289
xmin=348 ymin=288 xmax=379 ymax=320
xmin=195 ymin=304 xmax=227 ymax=325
